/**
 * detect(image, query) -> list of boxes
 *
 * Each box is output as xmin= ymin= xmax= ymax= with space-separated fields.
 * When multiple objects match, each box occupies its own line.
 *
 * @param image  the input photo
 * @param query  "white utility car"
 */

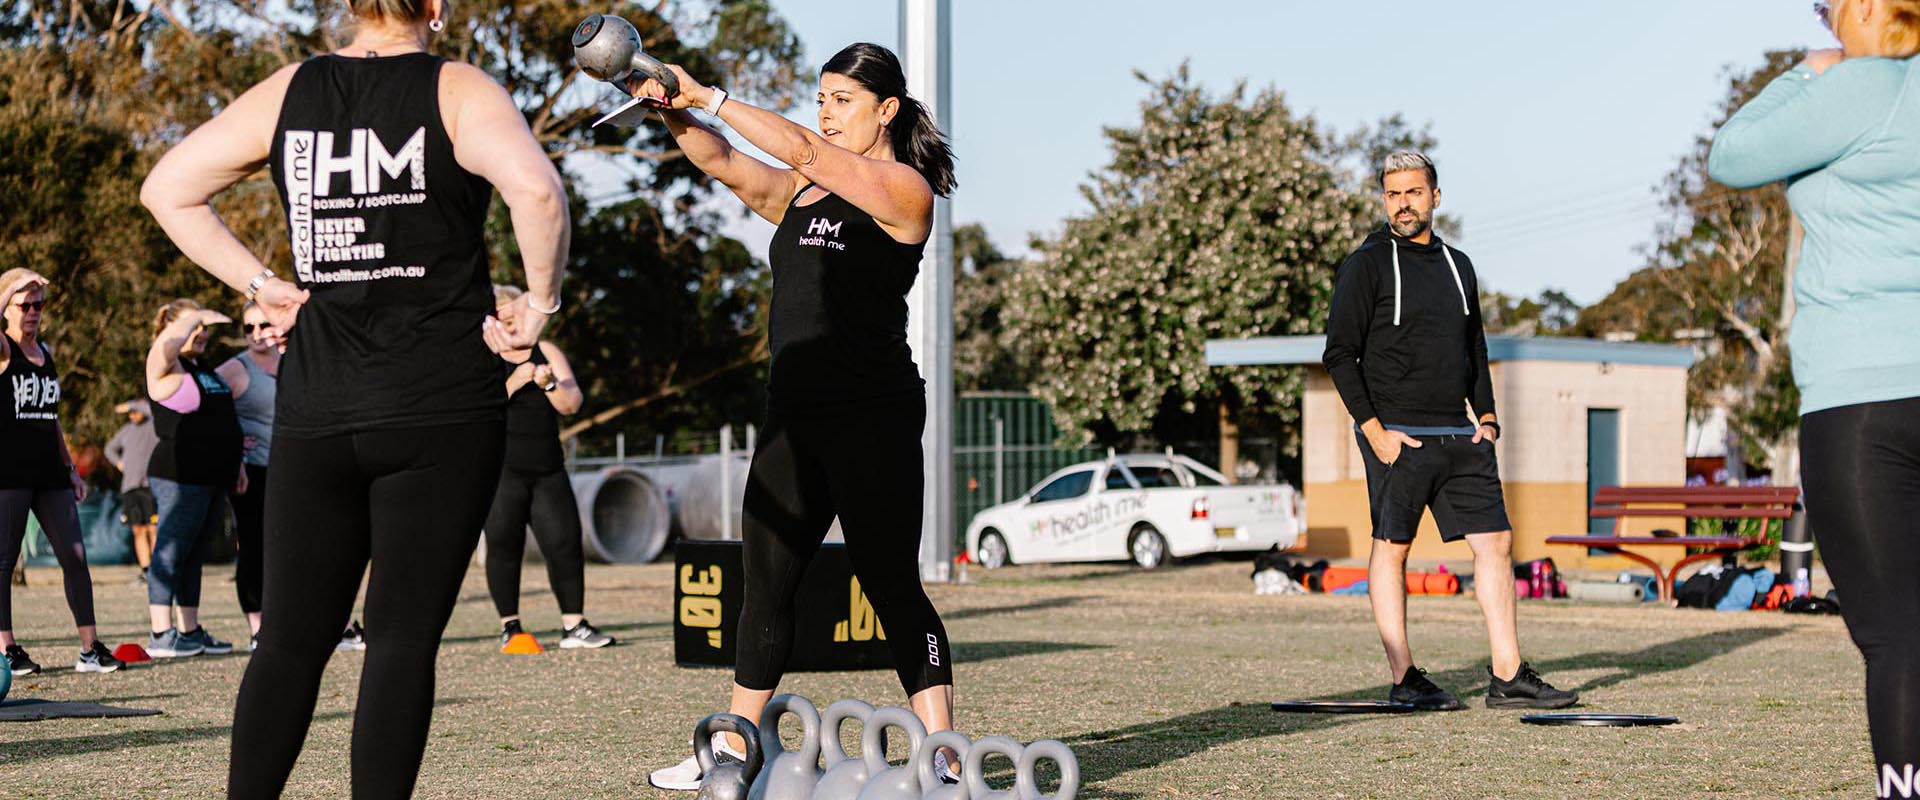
xmin=964 ymin=454 xmax=1305 ymax=569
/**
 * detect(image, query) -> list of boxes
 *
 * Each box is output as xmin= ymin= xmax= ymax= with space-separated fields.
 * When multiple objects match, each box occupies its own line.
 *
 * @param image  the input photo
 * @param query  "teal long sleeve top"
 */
xmin=1708 ymin=55 xmax=1920 ymax=415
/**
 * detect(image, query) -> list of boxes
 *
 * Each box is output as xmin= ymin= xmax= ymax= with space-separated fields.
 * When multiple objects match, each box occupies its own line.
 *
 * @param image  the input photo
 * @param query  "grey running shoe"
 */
xmin=1389 ymin=665 xmax=1464 ymax=711
xmin=648 ymin=739 xmax=745 ymax=791
xmin=6 ymin=644 xmax=41 ymax=675
xmin=559 ymin=620 xmax=615 ymax=649
xmin=181 ymin=626 xmax=233 ymax=655
xmin=75 ymin=641 xmax=123 ymax=673
xmin=1486 ymin=662 xmax=1579 ymax=709
xmin=147 ymin=628 xmax=204 ymax=658
xmin=336 ymin=620 xmax=367 ymax=652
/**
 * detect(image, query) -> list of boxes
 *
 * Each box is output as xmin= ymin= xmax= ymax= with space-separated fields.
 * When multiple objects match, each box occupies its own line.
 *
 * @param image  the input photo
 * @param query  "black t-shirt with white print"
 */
xmin=1 ymin=335 xmax=69 ymax=489
xmin=764 ymin=184 xmax=927 ymax=415
xmin=267 ymin=53 xmax=501 ymax=438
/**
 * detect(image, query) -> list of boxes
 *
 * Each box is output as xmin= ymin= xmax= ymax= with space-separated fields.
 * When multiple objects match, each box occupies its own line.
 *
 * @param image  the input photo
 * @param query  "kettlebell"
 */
xmin=748 ymin=694 xmax=822 ymax=800
xmin=914 ymin=730 xmax=972 ymax=800
xmin=853 ymin=707 xmax=927 ymax=800
xmin=963 ymin=737 xmax=1025 ymax=800
xmin=813 ymin=699 xmax=879 ymax=800
xmin=570 ymin=13 xmax=681 ymax=98
xmin=694 ymin=713 xmax=764 ymax=800
xmin=1013 ymin=740 xmax=1079 ymax=800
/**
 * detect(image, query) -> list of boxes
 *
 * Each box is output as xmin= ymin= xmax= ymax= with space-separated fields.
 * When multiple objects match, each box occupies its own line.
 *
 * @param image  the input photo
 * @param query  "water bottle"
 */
xmin=1792 ymin=567 xmax=1811 ymax=599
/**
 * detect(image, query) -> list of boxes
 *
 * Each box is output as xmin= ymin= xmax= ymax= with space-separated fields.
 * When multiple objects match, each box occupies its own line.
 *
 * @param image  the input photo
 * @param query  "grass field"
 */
xmin=0 ymin=557 xmax=1873 ymax=798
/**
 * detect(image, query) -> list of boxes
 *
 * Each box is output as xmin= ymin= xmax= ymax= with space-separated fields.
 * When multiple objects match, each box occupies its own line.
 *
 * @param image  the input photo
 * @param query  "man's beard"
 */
xmin=1389 ymin=211 xmax=1431 ymax=239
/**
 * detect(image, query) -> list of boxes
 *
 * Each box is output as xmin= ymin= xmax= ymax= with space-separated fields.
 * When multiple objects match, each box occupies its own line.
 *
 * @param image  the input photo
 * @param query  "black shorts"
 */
xmin=1357 ymin=432 xmax=1511 ymax=543
xmin=121 ymin=487 xmax=157 ymax=526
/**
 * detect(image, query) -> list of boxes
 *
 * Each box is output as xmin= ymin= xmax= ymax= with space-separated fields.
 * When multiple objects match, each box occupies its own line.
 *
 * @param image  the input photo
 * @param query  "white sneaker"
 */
xmin=648 ymin=738 xmax=745 ymax=791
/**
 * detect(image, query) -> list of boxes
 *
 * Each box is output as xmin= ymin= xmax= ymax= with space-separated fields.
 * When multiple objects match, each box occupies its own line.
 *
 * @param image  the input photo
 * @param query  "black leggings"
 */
xmin=230 ymin=464 xmax=267 ymax=614
xmin=1802 ymin=397 xmax=1920 ymax=793
xmin=482 ymin=465 xmax=586 ymax=619
xmin=0 ymin=487 xmax=95 ymax=631
xmin=735 ymin=396 xmax=952 ymax=696
xmin=227 ymin=422 xmax=503 ymax=800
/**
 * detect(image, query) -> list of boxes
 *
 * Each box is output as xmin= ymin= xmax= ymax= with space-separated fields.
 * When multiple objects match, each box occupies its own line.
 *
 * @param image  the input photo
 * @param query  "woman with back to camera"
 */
xmin=0 ymin=268 xmax=121 ymax=676
xmin=1708 ymin=0 xmax=1920 ymax=794
xmin=628 ymin=44 xmax=961 ymax=791
xmin=139 ymin=0 xmax=568 ymax=794
xmin=215 ymin=301 xmax=279 ymax=651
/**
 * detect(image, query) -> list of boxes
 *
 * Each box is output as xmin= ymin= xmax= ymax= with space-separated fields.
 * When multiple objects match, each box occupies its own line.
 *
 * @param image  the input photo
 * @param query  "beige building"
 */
xmin=1207 ymin=335 xmax=1694 ymax=568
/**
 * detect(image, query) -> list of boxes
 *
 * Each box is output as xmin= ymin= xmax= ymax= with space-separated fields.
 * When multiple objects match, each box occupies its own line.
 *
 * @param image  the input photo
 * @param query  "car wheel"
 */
xmin=977 ymin=529 xmax=1010 ymax=569
xmin=1129 ymin=524 xmax=1169 ymax=569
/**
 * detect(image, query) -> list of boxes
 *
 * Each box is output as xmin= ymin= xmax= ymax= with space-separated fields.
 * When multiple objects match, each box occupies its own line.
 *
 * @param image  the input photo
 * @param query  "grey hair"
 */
xmin=1379 ymin=150 xmax=1438 ymax=189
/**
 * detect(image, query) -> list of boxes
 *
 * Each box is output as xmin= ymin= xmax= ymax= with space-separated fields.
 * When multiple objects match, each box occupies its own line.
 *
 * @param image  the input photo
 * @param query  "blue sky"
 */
xmin=699 ymin=1 xmax=1823 ymax=304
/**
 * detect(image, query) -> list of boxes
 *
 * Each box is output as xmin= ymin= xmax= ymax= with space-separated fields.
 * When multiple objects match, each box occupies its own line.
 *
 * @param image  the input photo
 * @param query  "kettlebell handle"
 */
xmin=692 ymin=712 xmax=764 ymax=781
xmin=1015 ymin=740 xmax=1081 ymax=799
xmin=964 ymin=736 xmax=1026 ymax=797
xmin=570 ymin=13 xmax=681 ymax=98
xmin=819 ymin=699 xmax=876 ymax=767
xmin=914 ymin=730 xmax=972 ymax=791
xmin=758 ymin=694 xmax=823 ymax=764
xmin=860 ymin=707 xmax=929 ymax=775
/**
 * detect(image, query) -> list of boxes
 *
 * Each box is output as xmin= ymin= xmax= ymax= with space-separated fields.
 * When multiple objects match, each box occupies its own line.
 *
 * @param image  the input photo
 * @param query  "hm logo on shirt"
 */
xmin=800 ymin=217 xmax=846 ymax=251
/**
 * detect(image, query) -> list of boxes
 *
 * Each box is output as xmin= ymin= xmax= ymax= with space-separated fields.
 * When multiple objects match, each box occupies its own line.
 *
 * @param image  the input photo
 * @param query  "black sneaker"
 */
xmin=1389 ymin=665 xmax=1463 ymax=710
xmin=499 ymin=619 xmax=525 ymax=650
xmin=76 ymin=641 xmax=123 ymax=673
xmin=1486 ymin=662 xmax=1579 ymax=709
xmin=6 ymin=644 xmax=41 ymax=676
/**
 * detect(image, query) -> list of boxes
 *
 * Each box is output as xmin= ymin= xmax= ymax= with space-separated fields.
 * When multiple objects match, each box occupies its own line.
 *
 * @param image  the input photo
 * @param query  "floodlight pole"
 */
xmin=900 ymin=0 xmax=954 ymax=583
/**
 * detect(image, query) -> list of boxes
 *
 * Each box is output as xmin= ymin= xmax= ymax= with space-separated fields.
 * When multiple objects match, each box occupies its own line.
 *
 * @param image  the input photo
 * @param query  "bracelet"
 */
xmin=541 ymin=379 xmax=559 ymax=393
xmin=1481 ymin=420 xmax=1501 ymax=437
xmin=244 ymin=270 xmax=278 ymax=299
xmin=704 ymin=86 xmax=729 ymax=115
xmin=528 ymin=295 xmax=561 ymax=315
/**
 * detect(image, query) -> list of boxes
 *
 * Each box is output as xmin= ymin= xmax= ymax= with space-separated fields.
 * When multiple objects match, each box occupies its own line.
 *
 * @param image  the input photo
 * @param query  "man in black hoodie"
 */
xmin=1322 ymin=151 xmax=1576 ymax=711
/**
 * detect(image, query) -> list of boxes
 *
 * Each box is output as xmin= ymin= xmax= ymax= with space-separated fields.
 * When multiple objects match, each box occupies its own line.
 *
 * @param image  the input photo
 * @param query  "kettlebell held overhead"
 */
xmin=570 ymin=13 xmax=680 ymax=98
xmin=694 ymin=713 xmax=765 ymax=800
xmin=748 ymin=694 xmax=823 ymax=800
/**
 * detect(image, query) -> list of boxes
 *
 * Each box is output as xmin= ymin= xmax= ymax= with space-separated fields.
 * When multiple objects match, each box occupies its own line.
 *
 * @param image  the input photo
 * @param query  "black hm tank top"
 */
xmin=502 ymin=344 xmax=563 ymax=472
xmin=268 ymin=53 xmax=501 ymax=437
xmin=0 ymin=337 xmax=69 ymax=489
xmin=764 ymin=185 xmax=927 ymax=414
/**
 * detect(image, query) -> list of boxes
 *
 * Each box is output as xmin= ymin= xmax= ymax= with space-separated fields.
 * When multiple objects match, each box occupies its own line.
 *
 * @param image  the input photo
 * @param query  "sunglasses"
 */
xmin=1815 ymin=1 xmax=1832 ymax=30
xmin=11 ymin=300 xmax=45 ymax=312
xmin=242 ymin=323 xmax=270 ymax=334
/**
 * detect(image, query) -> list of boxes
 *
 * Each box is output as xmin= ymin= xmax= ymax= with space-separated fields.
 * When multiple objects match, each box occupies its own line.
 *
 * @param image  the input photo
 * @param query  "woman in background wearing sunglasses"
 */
xmin=216 ymin=302 xmax=281 ymax=651
xmin=1710 ymin=1 xmax=1920 ymax=793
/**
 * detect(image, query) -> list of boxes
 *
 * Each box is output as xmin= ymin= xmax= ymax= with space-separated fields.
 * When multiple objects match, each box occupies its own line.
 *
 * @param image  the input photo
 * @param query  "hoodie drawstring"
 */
xmin=1390 ymin=239 xmax=1471 ymax=326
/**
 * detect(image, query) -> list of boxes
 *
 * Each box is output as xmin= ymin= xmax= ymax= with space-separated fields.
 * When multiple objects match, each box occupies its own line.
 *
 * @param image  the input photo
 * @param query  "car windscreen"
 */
xmin=1033 ymin=470 xmax=1095 ymax=502
xmin=1188 ymin=467 xmax=1223 ymax=486
xmin=1130 ymin=466 xmax=1183 ymax=488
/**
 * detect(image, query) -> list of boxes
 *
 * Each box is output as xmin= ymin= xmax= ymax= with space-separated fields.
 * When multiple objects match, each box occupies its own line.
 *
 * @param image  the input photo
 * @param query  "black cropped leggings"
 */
xmin=228 ymin=421 xmax=503 ymax=800
xmin=482 ymin=465 xmax=586 ymax=619
xmin=0 ymin=487 xmax=95 ymax=631
xmin=734 ymin=396 xmax=952 ymax=696
xmin=230 ymin=464 xmax=268 ymax=614
xmin=1802 ymin=397 xmax=1920 ymax=795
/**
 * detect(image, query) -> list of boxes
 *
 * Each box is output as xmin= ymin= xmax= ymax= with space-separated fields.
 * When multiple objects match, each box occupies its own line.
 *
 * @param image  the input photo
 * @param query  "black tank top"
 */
xmin=148 ymin=359 xmax=243 ymax=486
xmin=0 ymin=336 xmax=69 ymax=489
xmin=268 ymin=53 xmax=502 ymax=438
xmin=764 ymin=185 xmax=927 ymax=414
xmin=502 ymin=345 xmax=563 ymax=471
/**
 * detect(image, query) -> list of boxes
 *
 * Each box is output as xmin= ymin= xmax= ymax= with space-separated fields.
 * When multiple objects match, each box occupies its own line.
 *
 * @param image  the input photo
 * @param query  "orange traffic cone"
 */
xmin=501 ymin=632 xmax=544 ymax=655
xmin=112 ymin=643 xmax=152 ymax=664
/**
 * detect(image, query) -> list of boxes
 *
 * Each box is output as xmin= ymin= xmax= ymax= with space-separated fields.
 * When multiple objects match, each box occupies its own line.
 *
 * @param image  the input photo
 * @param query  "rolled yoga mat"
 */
xmin=1568 ymin=580 xmax=1645 ymax=603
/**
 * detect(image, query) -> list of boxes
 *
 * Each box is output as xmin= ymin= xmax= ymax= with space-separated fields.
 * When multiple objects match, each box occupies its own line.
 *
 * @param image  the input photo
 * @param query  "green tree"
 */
xmin=1007 ymin=66 xmax=1374 ymax=458
xmin=1480 ymin=288 xmax=1582 ymax=335
xmin=1 ymin=0 xmax=804 ymax=452
xmin=952 ymin=223 xmax=1033 ymax=392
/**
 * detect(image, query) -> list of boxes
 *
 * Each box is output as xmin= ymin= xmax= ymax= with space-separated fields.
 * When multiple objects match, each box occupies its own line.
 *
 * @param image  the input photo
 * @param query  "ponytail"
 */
xmin=822 ymin=43 xmax=957 ymax=197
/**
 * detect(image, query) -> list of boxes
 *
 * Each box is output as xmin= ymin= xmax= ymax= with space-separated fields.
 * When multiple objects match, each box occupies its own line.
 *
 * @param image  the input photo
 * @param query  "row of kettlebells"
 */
xmin=692 ymin=694 xmax=1079 ymax=800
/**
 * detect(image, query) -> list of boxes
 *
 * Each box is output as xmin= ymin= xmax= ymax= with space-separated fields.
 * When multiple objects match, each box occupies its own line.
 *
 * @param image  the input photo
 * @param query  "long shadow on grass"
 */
xmin=945 ymin=596 xmax=1089 ymax=621
xmin=954 ymin=640 xmax=1108 ymax=664
xmin=1063 ymin=626 xmax=1788 ymax=798
xmin=438 ymin=620 xmax=667 ymax=646
xmin=0 ymin=710 xmax=349 ymax=765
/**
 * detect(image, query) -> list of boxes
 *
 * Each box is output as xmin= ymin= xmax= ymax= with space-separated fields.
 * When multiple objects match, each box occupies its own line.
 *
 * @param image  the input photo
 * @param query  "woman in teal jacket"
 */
xmin=1709 ymin=2 xmax=1920 ymax=792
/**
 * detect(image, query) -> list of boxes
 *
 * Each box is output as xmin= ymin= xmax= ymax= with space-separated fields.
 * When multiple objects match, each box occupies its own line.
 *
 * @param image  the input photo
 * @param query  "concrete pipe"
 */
xmin=569 ymin=466 xmax=672 ymax=563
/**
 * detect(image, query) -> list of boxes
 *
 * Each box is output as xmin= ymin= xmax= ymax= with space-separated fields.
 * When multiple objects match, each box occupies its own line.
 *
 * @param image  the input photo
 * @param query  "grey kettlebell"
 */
xmin=813 ymin=699 xmax=879 ymax=800
xmin=853 ymin=707 xmax=927 ymax=800
xmin=963 ymin=737 xmax=1025 ymax=800
xmin=914 ymin=730 xmax=972 ymax=800
xmin=1013 ymin=740 xmax=1079 ymax=800
xmin=748 ymin=694 xmax=822 ymax=800
xmin=570 ymin=13 xmax=681 ymax=98
xmin=694 ymin=713 xmax=764 ymax=800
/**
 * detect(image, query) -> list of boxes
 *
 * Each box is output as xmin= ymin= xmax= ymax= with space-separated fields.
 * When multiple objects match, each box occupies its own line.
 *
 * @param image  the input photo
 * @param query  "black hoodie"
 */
xmin=1321 ymin=226 xmax=1495 ymax=428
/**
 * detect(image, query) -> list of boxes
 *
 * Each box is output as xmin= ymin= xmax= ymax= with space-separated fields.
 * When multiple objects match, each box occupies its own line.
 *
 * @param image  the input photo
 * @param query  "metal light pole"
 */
xmin=900 ymin=0 xmax=954 ymax=582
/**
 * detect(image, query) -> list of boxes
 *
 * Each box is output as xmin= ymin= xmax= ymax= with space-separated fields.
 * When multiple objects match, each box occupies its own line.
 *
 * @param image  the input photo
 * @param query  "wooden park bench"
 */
xmin=1545 ymin=486 xmax=1800 ymax=603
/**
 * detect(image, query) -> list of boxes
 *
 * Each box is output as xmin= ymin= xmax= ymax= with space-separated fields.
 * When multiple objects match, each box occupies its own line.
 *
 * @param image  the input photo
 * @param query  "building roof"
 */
xmin=1204 ymin=335 xmax=1695 ymax=368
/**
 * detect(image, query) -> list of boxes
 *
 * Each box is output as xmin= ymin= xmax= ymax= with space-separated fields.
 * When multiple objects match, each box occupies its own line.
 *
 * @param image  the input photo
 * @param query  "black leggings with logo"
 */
xmin=734 ymin=395 xmax=953 ymax=696
xmin=227 ymin=421 xmax=503 ymax=800
xmin=1802 ymin=397 xmax=1920 ymax=795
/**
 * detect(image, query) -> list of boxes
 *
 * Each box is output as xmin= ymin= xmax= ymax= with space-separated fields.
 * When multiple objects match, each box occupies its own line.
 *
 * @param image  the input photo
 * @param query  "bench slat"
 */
xmin=1590 ymin=507 xmax=1795 ymax=519
xmin=1593 ymin=486 xmax=1798 ymax=505
xmin=1544 ymin=535 xmax=1758 ymax=547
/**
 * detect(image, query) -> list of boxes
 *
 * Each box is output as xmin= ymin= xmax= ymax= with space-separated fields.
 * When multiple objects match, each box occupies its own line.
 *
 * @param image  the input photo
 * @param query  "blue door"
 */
xmin=1587 ymin=409 xmax=1621 ymax=535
